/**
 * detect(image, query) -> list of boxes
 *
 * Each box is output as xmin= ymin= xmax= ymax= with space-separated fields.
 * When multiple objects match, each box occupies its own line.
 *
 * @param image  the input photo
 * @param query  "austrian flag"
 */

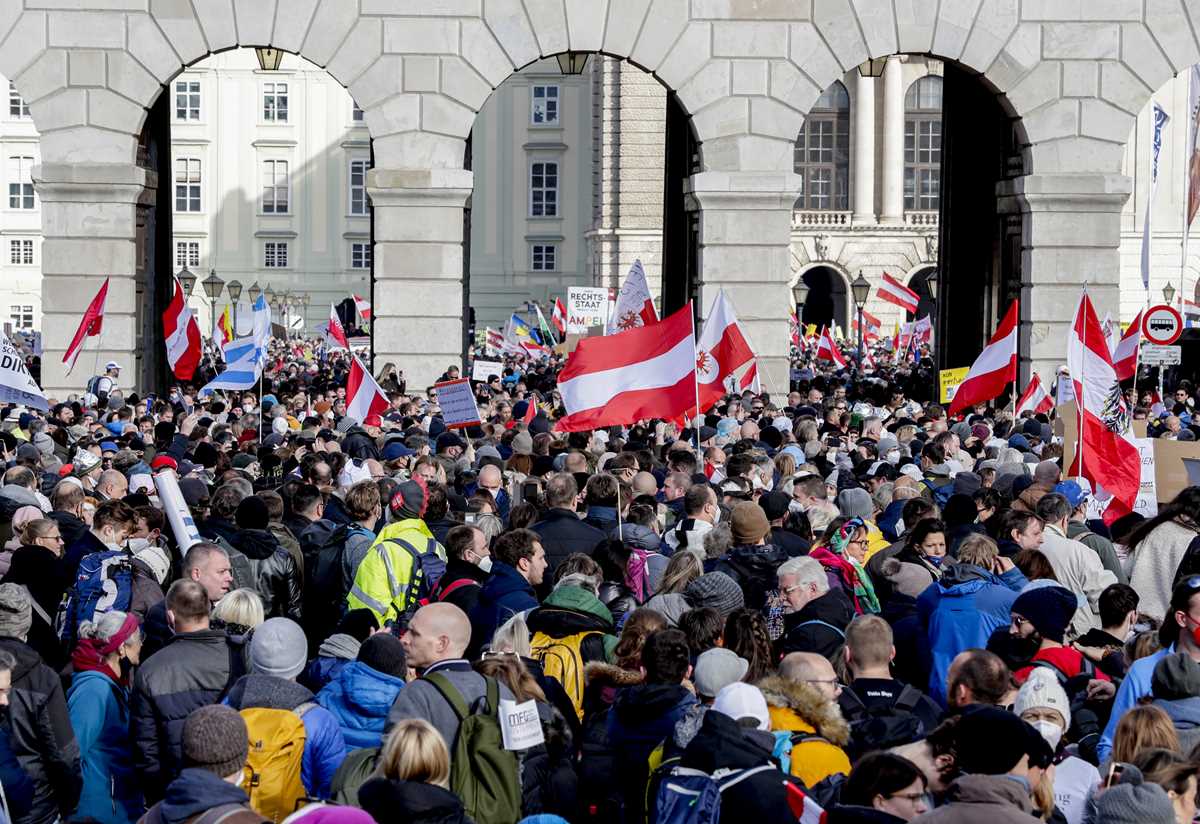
xmin=947 ymin=300 xmax=1018 ymax=416
xmin=878 ymin=272 xmax=919 ymax=314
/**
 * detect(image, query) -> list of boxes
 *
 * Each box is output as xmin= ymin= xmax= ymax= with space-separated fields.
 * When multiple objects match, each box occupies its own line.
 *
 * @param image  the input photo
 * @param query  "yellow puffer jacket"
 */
xmin=756 ymin=674 xmax=852 ymax=789
xmin=346 ymin=518 xmax=445 ymax=623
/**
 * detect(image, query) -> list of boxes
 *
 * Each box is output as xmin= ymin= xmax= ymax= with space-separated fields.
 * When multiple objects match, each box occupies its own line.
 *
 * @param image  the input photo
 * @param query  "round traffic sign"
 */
xmin=1143 ymin=304 xmax=1183 ymax=345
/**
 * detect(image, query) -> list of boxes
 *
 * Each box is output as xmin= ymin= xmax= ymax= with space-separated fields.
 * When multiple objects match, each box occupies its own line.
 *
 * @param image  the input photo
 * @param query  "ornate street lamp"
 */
xmin=201 ymin=268 xmax=224 ymax=338
xmin=248 ymin=281 xmax=262 ymax=304
xmin=556 ymin=52 xmax=590 ymax=75
xmin=927 ymin=270 xmax=939 ymax=301
xmin=851 ymin=271 xmax=871 ymax=370
xmin=1163 ymin=282 xmax=1177 ymax=305
xmin=264 ymin=285 xmax=276 ymax=307
xmin=256 ymin=48 xmax=283 ymax=71
xmin=226 ymin=280 xmax=242 ymax=330
xmin=858 ymin=58 xmax=887 ymax=77
xmin=178 ymin=265 xmax=197 ymax=297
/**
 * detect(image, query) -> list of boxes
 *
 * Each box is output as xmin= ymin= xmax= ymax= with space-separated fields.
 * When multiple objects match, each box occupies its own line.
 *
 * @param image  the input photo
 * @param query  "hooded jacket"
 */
xmin=530 ymin=508 xmax=606 ymax=574
xmin=907 ymin=774 xmax=1042 ymax=824
xmin=299 ymin=632 xmax=361 ymax=693
xmin=226 ymin=528 xmax=303 ymax=621
xmin=607 ymin=682 xmax=698 ymax=822
xmin=917 ymin=561 xmax=1027 ymax=707
xmin=67 ymin=668 xmax=142 ymax=823
xmin=1 ymin=544 xmax=67 ymax=670
xmin=468 ymin=561 xmax=539 ymax=654
xmin=756 ymin=674 xmax=852 ymax=789
xmin=643 ymin=591 xmax=691 ymax=627
xmin=0 ymin=637 xmax=81 ymax=824
xmin=223 ymin=674 xmax=347 ymax=799
xmin=316 ymin=660 xmax=405 ymax=749
xmin=1152 ymin=662 xmax=1200 ymax=754
xmin=139 ymin=768 xmax=265 ymax=824
xmin=713 ymin=543 xmax=789 ymax=611
xmin=527 ymin=585 xmax=618 ymax=663
xmin=358 ymin=777 xmax=470 ymax=824
xmin=776 ymin=588 xmax=855 ymax=660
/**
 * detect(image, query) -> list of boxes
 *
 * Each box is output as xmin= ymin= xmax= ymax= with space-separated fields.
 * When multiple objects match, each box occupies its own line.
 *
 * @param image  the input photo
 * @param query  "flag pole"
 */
xmin=690 ymin=302 xmax=702 ymax=463
xmin=1076 ymin=288 xmax=1087 ymax=478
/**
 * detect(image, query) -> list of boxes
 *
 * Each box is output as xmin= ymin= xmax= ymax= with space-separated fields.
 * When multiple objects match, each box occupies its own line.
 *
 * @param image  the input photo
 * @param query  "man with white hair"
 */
xmin=775 ymin=556 xmax=854 ymax=659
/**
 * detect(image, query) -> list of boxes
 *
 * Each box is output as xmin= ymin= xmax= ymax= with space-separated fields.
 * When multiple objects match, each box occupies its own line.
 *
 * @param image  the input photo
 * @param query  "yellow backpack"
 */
xmin=239 ymin=704 xmax=314 ymax=823
xmin=530 ymin=630 xmax=600 ymax=720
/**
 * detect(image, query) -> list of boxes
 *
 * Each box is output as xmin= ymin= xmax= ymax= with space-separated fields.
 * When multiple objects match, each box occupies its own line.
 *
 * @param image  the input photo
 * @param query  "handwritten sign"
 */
xmin=567 ymin=286 xmax=609 ymax=334
xmin=938 ymin=367 xmax=969 ymax=404
xmin=471 ymin=360 xmax=503 ymax=382
xmin=433 ymin=378 xmax=482 ymax=429
xmin=499 ymin=698 xmax=545 ymax=751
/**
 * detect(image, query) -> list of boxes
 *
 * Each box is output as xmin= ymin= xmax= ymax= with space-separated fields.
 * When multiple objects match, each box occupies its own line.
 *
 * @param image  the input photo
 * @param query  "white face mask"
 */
xmin=476 ymin=555 xmax=493 ymax=574
xmin=242 ymin=403 xmax=254 ymax=413
xmin=788 ymin=500 xmax=806 ymax=515
xmin=886 ymin=449 xmax=901 ymax=465
xmin=1030 ymin=719 xmax=1062 ymax=750
xmin=127 ymin=537 xmax=151 ymax=552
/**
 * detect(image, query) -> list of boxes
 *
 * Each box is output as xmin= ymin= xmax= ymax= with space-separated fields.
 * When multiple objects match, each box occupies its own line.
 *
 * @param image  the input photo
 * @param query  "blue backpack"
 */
xmin=59 ymin=550 xmax=134 ymax=645
xmin=654 ymin=765 xmax=774 ymax=824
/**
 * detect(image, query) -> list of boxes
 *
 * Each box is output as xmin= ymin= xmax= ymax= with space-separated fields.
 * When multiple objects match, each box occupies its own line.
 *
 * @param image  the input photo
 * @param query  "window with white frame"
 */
xmin=531 ymin=244 xmax=556 ymax=271
xmin=8 ymin=239 xmax=32 ymax=265
xmin=8 ymin=156 xmax=34 ymax=210
xmin=174 ymin=80 xmax=200 ymax=120
xmin=263 ymin=82 xmax=288 ymax=122
xmin=794 ymin=81 xmax=850 ymax=210
xmin=262 ymin=159 xmax=289 ymax=214
xmin=349 ymin=159 xmax=370 ymax=215
xmin=175 ymin=158 xmax=201 ymax=212
xmin=904 ymin=76 xmax=943 ymax=211
xmin=531 ymin=85 xmax=559 ymax=125
xmin=8 ymin=83 xmax=28 ymax=118
xmin=8 ymin=305 xmax=32 ymax=329
xmin=175 ymin=241 xmax=199 ymax=269
xmin=352 ymin=102 xmax=364 ymax=122
xmin=351 ymin=242 xmax=371 ymax=269
xmin=264 ymin=241 xmax=288 ymax=268
xmin=530 ymin=161 xmax=558 ymax=217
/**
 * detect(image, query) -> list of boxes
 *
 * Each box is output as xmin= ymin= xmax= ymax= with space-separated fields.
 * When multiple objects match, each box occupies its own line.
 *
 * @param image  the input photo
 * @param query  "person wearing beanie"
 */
xmin=915 ymin=706 xmax=1054 ymax=824
xmin=223 ymin=618 xmax=347 ymax=800
xmin=1151 ymin=653 xmax=1200 ymax=754
xmin=0 ymin=583 xmax=82 ymax=824
xmin=1009 ymin=585 xmax=1111 ymax=686
xmin=684 ymin=572 xmax=746 ymax=620
xmin=1095 ymin=764 xmax=1177 ymax=824
xmin=711 ymin=502 xmax=788 ymax=611
xmin=316 ymin=632 xmax=407 ymax=749
xmin=347 ymin=474 xmax=446 ymax=625
xmin=140 ymin=705 xmax=265 ymax=824
xmin=299 ymin=609 xmax=380 ymax=693
xmin=1015 ymin=668 xmax=1100 ymax=824
xmin=758 ymin=490 xmax=811 ymax=557
xmin=224 ymin=495 xmax=302 ymax=622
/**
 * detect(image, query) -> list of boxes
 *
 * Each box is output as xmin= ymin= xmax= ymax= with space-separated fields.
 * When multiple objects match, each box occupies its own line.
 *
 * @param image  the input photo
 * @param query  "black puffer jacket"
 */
xmin=598 ymin=581 xmax=637 ymax=626
xmin=0 ymin=637 xmax=81 ymax=824
xmin=226 ymin=528 xmax=302 ymax=620
xmin=130 ymin=628 xmax=240 ymax=802
xmin=359 ymin=777 xmax=471 ymax=824
xmin=713 ymin=543 xmax=790 ymax=611
xmin=776 ymin=587 xmax=855 ymax=659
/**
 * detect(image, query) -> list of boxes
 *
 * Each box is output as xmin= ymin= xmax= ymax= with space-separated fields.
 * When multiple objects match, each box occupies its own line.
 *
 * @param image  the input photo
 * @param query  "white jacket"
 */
xmin=1126 ymin=520 xmax=1200 ymax=620
xmin=1040 ymin=523 xmax=1118 ymax=637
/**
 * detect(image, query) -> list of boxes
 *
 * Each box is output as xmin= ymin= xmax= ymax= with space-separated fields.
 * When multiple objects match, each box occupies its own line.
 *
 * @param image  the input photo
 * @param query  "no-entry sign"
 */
xmin=1143 ymin=304 xmax=1183 ymax=346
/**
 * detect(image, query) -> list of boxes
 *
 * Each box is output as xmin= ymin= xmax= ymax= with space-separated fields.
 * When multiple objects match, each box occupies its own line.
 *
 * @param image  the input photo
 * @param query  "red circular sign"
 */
xmin=1143 ymin=304 xmax=1183 ymax=345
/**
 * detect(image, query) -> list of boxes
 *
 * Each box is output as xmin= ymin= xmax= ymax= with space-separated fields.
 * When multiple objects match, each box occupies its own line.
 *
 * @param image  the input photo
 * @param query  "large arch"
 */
xmin=2 ymin=1 xmax=1181 ymax=393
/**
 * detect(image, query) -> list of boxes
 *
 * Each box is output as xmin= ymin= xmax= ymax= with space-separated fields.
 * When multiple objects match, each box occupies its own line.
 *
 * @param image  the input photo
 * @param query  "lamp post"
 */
xmin=1163 ymin=282 xmax=1177 ymax=305
xmin=793 ymin=280 xmax=810 ymax=321
xmin=556 ymin=52 xmax=589 ymax=75
xmin=926 ymin=270 xmax=939 ymax=302
xmin=248 ymin=281 xmax=262 ymax=305
xmin=851 ymin=271 xmax=871 ymax=370
xmin=301 ymin=293 xmax=311 ymax=333
xmin=226 ymin=280 xmax=242 ymax=330
xmin=201 ymin=268 xmax=224 ymax=342
xmin=178 ymin=265 xmax=197 ymax=298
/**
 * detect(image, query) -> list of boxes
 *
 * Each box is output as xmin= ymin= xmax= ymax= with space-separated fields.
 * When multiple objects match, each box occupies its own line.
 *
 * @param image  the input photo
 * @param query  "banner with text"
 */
xmin=434 ymin=378 xmax=482 ymax=429
xmin=567 ymin=286 xmax=610 ymax=334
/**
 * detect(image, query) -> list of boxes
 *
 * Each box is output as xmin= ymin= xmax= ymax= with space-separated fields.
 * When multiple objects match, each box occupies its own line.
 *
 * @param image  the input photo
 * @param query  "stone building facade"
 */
xmin=0 ymin=0 xmax=1188 ymax=396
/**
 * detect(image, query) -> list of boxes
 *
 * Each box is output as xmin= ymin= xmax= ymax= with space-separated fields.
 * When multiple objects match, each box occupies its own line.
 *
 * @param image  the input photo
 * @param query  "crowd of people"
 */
xmin=0 ymin=338 xmax=1198 ymax=824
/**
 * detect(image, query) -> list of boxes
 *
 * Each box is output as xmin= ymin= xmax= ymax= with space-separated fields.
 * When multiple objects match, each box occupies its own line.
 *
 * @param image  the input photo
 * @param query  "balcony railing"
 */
xmin=793 ymin=210 xmax=853 ymax=228
xmin=904 ymin=210 xmax=939 ymax=227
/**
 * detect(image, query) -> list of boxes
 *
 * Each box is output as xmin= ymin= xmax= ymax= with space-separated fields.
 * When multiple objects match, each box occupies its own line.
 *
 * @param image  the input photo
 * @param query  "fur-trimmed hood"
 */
xmin=756 ymin=674 xmax=851 ymax=746
xmin=585 ymin=661 xmax=644 ymax=689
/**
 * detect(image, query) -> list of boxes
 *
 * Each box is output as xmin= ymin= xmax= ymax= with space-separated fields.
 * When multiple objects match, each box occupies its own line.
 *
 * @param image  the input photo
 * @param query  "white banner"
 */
xmin=0 ymin=334 xmax=47 ymax=411
xmin=433 ymin=378 xmax=482 ymax=429
xmin=567 ymin=286 xmax=609 ymax=334
xmin=472 ymin=360 xmax=503 ymax=382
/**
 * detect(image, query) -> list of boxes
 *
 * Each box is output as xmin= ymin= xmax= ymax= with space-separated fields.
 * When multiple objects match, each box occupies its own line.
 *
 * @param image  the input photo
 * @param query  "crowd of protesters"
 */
xmin=0 ymin=335 xmax=1197 ymax=824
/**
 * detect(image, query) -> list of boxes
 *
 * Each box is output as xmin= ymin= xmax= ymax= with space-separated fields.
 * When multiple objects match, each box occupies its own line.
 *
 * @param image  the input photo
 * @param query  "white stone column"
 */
xmin=368 ymin=168 xmax=473 ymax=389
xmin=852 ymin=72 xmax=877 ymax=225
xmin=35 ymin=162 xmax=147 ymax=401
xmin=881 ymin=58 xmax=906 ymax=224
xmin=687 ymin=170 xmax=803 ymax=394
xmin=1016 ymin=173 xmax=1131 ymax=383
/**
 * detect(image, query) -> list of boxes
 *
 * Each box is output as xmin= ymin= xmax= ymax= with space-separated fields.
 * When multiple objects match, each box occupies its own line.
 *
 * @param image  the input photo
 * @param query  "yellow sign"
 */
xmin=938 ymin=367 xmax=970 ymax=404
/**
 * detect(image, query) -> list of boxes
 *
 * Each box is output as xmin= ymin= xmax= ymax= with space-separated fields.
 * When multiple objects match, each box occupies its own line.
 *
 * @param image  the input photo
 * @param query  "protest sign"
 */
xmin=499 ymin=698 xmax=545 ymax=751
xmin=472 ymin=360 xmax=503 ymax=382
xmin=0 ymin=334 xmax=47 ymax=411
xmin=938 ymin=367 xmax=969 ymax=404
xmin=433 ymin=378 xmax=482 ymax=429
xmin=567 ymin=287 xmax=609 ymax=334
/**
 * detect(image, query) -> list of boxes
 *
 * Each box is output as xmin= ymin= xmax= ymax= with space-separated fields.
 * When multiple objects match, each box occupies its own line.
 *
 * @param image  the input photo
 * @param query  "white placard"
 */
xmin=0 ymin=334 xmax=47 ymax=411
xmin=433 ymin=378 xmax=482 ymax=429
xmin=1056 ymin=374 xmax=1075 ymax=405
xmin=567 ymin=286 xmax=610 ymax=334
xmin=499 ymin=698 xmax=545 ymax=751
xmin=1142 ymin=344 xmax=1182 ymax=365
xmin=1085 ymin=437 xmax=1157 ymax=520
xmin=472 ymin=360 xmax=503 ymax=382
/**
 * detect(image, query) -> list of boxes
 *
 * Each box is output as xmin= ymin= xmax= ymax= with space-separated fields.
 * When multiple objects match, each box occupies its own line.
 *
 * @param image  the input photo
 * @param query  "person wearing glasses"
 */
xmin=758 ymin=651 xmax=852 ymax=789
xmin=2 ymin=519 xmax=70 ymax=670
xmin=833 ymin=752 xmax=931 ymax=824
xmin=776 ymin=556 xmax=855 ymax=660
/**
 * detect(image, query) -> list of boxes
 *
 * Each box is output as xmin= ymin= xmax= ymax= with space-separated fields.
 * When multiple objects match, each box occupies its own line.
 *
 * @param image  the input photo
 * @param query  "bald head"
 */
xmin=402 ymin=602 xmax=471 ymax=670
xmin=631 ymin=471 xmax=658 ymax=498
xmin=478 ymin=464 xmax=502 ymax=491
xmin=97 ymin=469 xmax=128 ymax=499
xmin=780 ymin=651 xmax=834 ymax=683
xmin=1033 ymin=460 xmax=1059 ymax=486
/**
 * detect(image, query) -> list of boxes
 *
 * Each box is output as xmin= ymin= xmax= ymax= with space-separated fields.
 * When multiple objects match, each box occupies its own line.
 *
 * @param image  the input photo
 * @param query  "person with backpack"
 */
xmin=224 ymin=497 xmax=302 ymax=622
xmin=1008 ymin=585 xmax=1111 ymax=687
xmin=0 ymin=583 xmax=82 ymax=824
xmin=757 ymin=652 xmax=852 ymax=790
xmin=429 ymin=524 xmax=491 ymax=616
xmin=316 ymin=632 xmax=407 ymax=749
xmin=711 ymin=502 xmax=789 ymax=612
xmin=468 ymin=528 xmax=546 ymax=655
xmin=1034 ymin=493 xmax=1118 ymax=637
xmin=87 ymin=362 xmax=121 ymax=410
xmin=138 ymin=704 xmax=268 ymax=824
xmin=776 ymin=556 xmax=855 ymax=659
xmin=838 ymin=615 xmax=941 ymax=758
xmin=347 ymin=478 xmax=446 ymax=625
xmin=1057 ymin=480 xmax=1126 ymax=584
xmin=302 ymin=481 xmax=380 ymax=649
xmin=223 ymin=617 xmax=347 ymax=815
xmin=358 ymin=718 xmax=471 ymax=824
xmin=66 ymin=610 xmax=143 ymax=823
xmin=131 ymin=580 xmax=241 ymax=803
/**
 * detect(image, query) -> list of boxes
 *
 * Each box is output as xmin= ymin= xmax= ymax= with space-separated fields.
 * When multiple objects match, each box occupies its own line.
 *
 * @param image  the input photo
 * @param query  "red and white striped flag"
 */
xmin=815 ymin=326 xmax=847 ymax=367
xmin=556 ymin=303 xmax=695 ymax=432
xmin=851 ymin=309 xmax=883 ymax=341
xmin=606 ymin=259 xmax=658 ymax=333
xmin=878 ymin=272 xmax=919 ymax=314
xmin=1112 ymin=309 xmax=1141 ymax=382
xmin=1015 ymin=374 xmax=1054 ymax=416
xmin=353 ymin=294 xmax=372 ymax=323
xmin=947 ymin=300 xmax=1018 ymax=416
xmin=162 ymin=276 xmax=201 ymax=380
xmin=328 ymin=305 xmax=350 ymax=349
xmin=552 ymin=297 xmax=567 ymax=337
xmin=694 ymin=291 xmax=755 ymax=415
xmin=738 ymin=361 xmax=761 ymax=394
xmin=1067 ymin=293 xmax=1140 ymax=525
xmin=63 ymin=277 xmax=110 ymax=375
xmin=346 ymin=354 xmax=389 ymax=422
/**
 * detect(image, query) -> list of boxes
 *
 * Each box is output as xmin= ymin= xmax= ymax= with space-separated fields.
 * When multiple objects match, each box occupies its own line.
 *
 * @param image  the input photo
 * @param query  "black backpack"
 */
xmin=841 ymin=683 xmax=926 ymax=759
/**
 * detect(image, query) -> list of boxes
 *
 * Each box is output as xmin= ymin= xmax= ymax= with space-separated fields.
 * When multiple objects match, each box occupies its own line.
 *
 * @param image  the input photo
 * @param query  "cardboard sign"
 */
xmin=471 ymin=360 xmax=503 ymax=382
xmin=567 ymin=286 xmax=609 ymax=334
xmin=433 ymin=378 xmax=482 ymax=429
xmin=499 ymin=698 xmax=545 ymax=751
xmin=0 ymin=334 xmax=47 ymax=411
xmin=1085 ymin=437 xmax=1158 ymax=520
xmin=938 ymin=367 xmax=969 ymax=404
xmin=1056 ymin=374 xmax=1076 ymax=405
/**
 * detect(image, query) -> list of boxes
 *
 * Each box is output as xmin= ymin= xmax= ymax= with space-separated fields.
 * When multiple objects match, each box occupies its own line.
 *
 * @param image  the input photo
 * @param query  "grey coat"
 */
xmin=386 ymin=659 xmax=514 ymax=751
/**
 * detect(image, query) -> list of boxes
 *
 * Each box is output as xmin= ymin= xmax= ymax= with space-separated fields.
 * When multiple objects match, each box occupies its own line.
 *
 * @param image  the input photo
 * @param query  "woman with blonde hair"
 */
xmin=212 ymin=588 xmax=265 ymax=636
xmin=358 ymin=718 xmax=470 ymax=824
xmin=1111 ymin=705 xmax=1181 ymax=765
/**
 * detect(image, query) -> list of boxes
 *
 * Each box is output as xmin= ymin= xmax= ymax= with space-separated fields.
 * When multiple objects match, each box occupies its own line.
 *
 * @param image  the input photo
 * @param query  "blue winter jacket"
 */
xmin=917 ymin=561 xmax=1028 ymax=707
xmin=468 ymin=561 xmax=538 ymax=653
xmin=67 ymin=669 xmax=143 ymax=823
xmin=316 ymin=661 xmax=405 ymax=749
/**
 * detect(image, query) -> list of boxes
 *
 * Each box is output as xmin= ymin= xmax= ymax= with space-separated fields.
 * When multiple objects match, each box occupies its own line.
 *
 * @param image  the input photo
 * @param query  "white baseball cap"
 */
xmin=104 ymin=361 xmax=122 ymax=371
xmin=711 ymin=682 xmax=770 ymax=731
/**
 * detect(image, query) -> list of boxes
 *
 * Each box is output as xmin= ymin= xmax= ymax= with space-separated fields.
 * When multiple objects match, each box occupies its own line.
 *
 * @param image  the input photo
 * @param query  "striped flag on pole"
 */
xmin=878 ymin=272 xmax=919 ymax=314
